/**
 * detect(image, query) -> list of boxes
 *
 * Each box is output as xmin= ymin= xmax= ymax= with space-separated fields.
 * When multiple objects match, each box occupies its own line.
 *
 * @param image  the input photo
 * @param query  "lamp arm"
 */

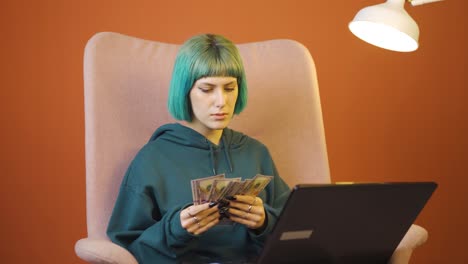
xmin=409 ymin=0 xmax=444 ymax=6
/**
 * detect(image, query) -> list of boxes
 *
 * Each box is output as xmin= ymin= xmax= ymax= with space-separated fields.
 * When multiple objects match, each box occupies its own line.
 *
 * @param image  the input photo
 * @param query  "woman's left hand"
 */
xmin=228 ymin=195 xmax=265 ymax=230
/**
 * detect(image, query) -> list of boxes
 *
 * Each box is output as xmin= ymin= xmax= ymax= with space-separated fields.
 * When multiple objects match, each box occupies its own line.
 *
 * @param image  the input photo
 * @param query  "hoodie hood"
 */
xmin=149 ymin=123 xmax=247 ymax=175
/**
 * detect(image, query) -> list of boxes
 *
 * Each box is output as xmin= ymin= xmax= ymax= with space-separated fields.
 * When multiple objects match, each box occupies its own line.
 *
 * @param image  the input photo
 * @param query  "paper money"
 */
xmin=191 ymin=174 xmax=273 ymax=204
xmin=218 ymin=181 xmax=243 ymax=201
xmin=191 ymin=179 xmax=197 ymax=204
xmin=209 ymin=178 xmax=241 ymax=202
xmin=191 ymin=174 xmax=225 ymax=204
xmin=242 ymin=174 xmax=273 ymax=196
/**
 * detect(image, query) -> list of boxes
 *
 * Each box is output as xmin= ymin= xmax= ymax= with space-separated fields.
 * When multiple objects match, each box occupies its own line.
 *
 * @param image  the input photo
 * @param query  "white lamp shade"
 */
xmin=349 ymin=0 xmax=420 ymax=52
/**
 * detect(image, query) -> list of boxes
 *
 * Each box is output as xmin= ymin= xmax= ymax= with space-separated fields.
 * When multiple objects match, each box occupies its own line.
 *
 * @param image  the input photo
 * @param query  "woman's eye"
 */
xmin=225 ymin=87 xmax=236 ymax=92
xmin=198 ymin=87 xmax=212 ymax=93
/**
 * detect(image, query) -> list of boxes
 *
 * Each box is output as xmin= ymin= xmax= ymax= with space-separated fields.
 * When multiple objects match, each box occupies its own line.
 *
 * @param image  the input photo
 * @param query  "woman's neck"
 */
xmin=182 ymin=122 xmax=223 ymax=145
xmin=204 ymin=130 xmax=223 ymax=145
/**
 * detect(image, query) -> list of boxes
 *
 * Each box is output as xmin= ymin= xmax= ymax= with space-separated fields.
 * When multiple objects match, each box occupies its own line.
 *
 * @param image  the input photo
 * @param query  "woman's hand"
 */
xmin=180 ymin=203 xmax=220 ymax=235
xmin=227 ymin=195 xmax=266 ymax=230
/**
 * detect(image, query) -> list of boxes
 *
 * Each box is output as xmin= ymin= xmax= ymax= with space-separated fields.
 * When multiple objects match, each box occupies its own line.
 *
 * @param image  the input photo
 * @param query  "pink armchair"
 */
xmin=75 ymin=32 xmax=428 ymax=264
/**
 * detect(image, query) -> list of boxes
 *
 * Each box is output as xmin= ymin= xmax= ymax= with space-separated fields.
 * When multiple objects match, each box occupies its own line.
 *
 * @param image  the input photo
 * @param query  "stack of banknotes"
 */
xmin=191 ymin=174 xmax=273 ymax=205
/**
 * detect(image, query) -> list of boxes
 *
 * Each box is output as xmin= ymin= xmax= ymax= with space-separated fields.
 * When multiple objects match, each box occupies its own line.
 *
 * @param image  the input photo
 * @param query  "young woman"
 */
xmin=107 ymin=34 xmax=291 ymax=263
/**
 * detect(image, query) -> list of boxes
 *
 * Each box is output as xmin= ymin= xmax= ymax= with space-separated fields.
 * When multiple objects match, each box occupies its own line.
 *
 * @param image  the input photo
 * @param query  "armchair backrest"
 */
xmin=83 ymin=32 xmax=330 ymax=239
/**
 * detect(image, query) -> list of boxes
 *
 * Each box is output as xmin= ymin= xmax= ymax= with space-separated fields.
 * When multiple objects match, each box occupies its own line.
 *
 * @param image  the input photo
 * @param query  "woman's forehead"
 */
xmin=195 ymin=76 xmax=238 ymax=85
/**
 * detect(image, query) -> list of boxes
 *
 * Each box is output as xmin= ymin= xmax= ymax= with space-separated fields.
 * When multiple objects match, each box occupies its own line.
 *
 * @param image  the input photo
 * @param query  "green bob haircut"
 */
xmin=168 ymin=34 xmax=248 ymax=121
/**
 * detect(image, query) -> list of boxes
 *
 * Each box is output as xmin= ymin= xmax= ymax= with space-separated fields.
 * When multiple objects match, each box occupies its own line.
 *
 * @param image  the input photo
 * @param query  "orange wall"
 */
xmin=1 ymin=0 xmax=466 ymax=263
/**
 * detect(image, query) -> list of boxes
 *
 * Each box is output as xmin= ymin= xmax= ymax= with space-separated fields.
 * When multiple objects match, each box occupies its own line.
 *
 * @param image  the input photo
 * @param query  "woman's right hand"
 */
xmin=180 ymin=203 xmax=220 ymax=235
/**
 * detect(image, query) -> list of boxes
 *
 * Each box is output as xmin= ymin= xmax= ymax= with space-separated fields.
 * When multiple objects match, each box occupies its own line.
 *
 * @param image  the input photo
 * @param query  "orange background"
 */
xmin=1 ymin=0 xmax=467 ymax=263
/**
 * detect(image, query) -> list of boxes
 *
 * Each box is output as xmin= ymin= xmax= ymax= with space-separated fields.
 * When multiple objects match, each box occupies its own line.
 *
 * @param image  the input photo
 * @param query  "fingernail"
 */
xmin=219 ymin=198 xmax=229 ymax=204
xmin=219 ymin=206 xmax=229 ymax=213
xmin=226 ymin=196 xmax=237 ymax=200
xmin=219 ymin=210 xmax=230 ymax=218
xmin=209 ymin=201 xmax=218 ymax=208
xmin=218 ymin=202 xmax=229 ymax=209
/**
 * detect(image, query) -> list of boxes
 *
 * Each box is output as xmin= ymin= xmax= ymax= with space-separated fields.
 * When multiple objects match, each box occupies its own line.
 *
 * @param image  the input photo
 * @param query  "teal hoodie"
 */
xmin=107 ymin=123 xmax=290 ymax=263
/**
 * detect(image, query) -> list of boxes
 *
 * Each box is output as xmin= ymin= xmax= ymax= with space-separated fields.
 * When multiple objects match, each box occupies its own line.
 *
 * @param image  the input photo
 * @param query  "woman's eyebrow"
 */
xmin=223 ymin=81 xmax=237 ymax=86
xmin=198 ymin=81 xmax=237 ymax=86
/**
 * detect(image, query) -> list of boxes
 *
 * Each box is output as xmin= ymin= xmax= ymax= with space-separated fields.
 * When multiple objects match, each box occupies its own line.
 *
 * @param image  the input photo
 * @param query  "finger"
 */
xmin=228 ymin=207 xmax=265 ymax=229
xmin=231 ymin=195 xmax=258 ymax=205
xmin=187 ymin=203 xmax=211 ymax=215
xmin=193 ymin=217 xmax=220 ymax=235
xmin=182 ymin=203 xmax=217 ymax=221
xmin=186 ymin=220 xmax=202 ymax=234
xmin=198 ymin=205 xmax=219 ymax=217
xmin=229 ymin=214 xmax=260 ymax=229
xmin=200 ymin=210 xmax=220 ymax=226
xmin=183 ymin=207 xmax=220 ymax=231
xmin=194 ymin=211 xmax=221 ymax=234
xmin=229 ymin=201 xmax=264 ymax=215
xmin=231 ymin=196 xmax=264 ymax=208
xmin=187 ymin=211 xmax=220 ymax=234
xmin=181 ymin=214 xmax=201 ymax=229
xmin=228 ymin=208 xmax=262 ymax=222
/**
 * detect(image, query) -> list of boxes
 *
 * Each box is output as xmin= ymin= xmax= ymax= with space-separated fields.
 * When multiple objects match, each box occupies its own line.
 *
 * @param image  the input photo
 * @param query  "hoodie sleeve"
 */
xmin=106 ymin=164 xmax=198 ymax=263
xmin=247 ymin=150 xmax=291 ymax=246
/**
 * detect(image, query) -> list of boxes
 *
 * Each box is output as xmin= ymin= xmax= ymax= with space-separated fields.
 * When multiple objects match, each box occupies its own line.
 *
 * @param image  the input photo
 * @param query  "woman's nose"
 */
xmin=214 ymin=89 xmax=227 ymax=107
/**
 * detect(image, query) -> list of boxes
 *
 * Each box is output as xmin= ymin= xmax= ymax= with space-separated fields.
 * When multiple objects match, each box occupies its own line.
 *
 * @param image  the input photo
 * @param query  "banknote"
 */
xmin=242 ymin=174 xmax=273 ymax=196
xmin=191 ymin=174 xmax=225 ymax=204
xmin=191 ymin=174 xmax=273 ymax=204
xmin=238 ymin=179 xmax=252 ymax=195
xmin=191 ymin=179 xmax=197 ymax=204
xmin=217 ymin=180 xmax=243 ymax=201
xmin=208 ymin=178 xmax=241 ymax=202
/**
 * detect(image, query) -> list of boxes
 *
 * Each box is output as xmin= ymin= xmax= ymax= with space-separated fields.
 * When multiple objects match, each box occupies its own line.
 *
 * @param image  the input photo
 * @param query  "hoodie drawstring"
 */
xmin=222 ymin=136 xmax=234 ymax=173
xmin=208 ymin=143 xmax=216 ymax=175
xmin=207 ymin=137 xmax=234 ymax=175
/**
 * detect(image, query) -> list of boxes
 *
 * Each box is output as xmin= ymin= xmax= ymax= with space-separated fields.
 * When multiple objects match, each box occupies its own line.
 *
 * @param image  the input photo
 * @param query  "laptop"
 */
xmin=255 ymin=182 xmax=437 ymax=264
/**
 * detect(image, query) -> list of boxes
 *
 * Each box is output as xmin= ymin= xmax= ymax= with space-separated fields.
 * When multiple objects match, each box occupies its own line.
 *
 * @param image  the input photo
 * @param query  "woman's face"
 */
xmin=188 ymin=76 xmax=238 ymax=136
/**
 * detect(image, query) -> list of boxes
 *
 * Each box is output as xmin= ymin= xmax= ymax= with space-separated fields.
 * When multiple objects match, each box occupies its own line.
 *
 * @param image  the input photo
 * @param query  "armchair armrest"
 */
xmin=75 ymin=238 xmax=138 ymax=264
xmin=389 ymin=224 xmax=429 ymax=264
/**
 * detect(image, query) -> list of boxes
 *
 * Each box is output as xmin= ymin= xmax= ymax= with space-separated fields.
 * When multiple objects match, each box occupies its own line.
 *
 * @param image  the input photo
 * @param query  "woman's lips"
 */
xmin=212 ymin=113 xmax=227 ymax=120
